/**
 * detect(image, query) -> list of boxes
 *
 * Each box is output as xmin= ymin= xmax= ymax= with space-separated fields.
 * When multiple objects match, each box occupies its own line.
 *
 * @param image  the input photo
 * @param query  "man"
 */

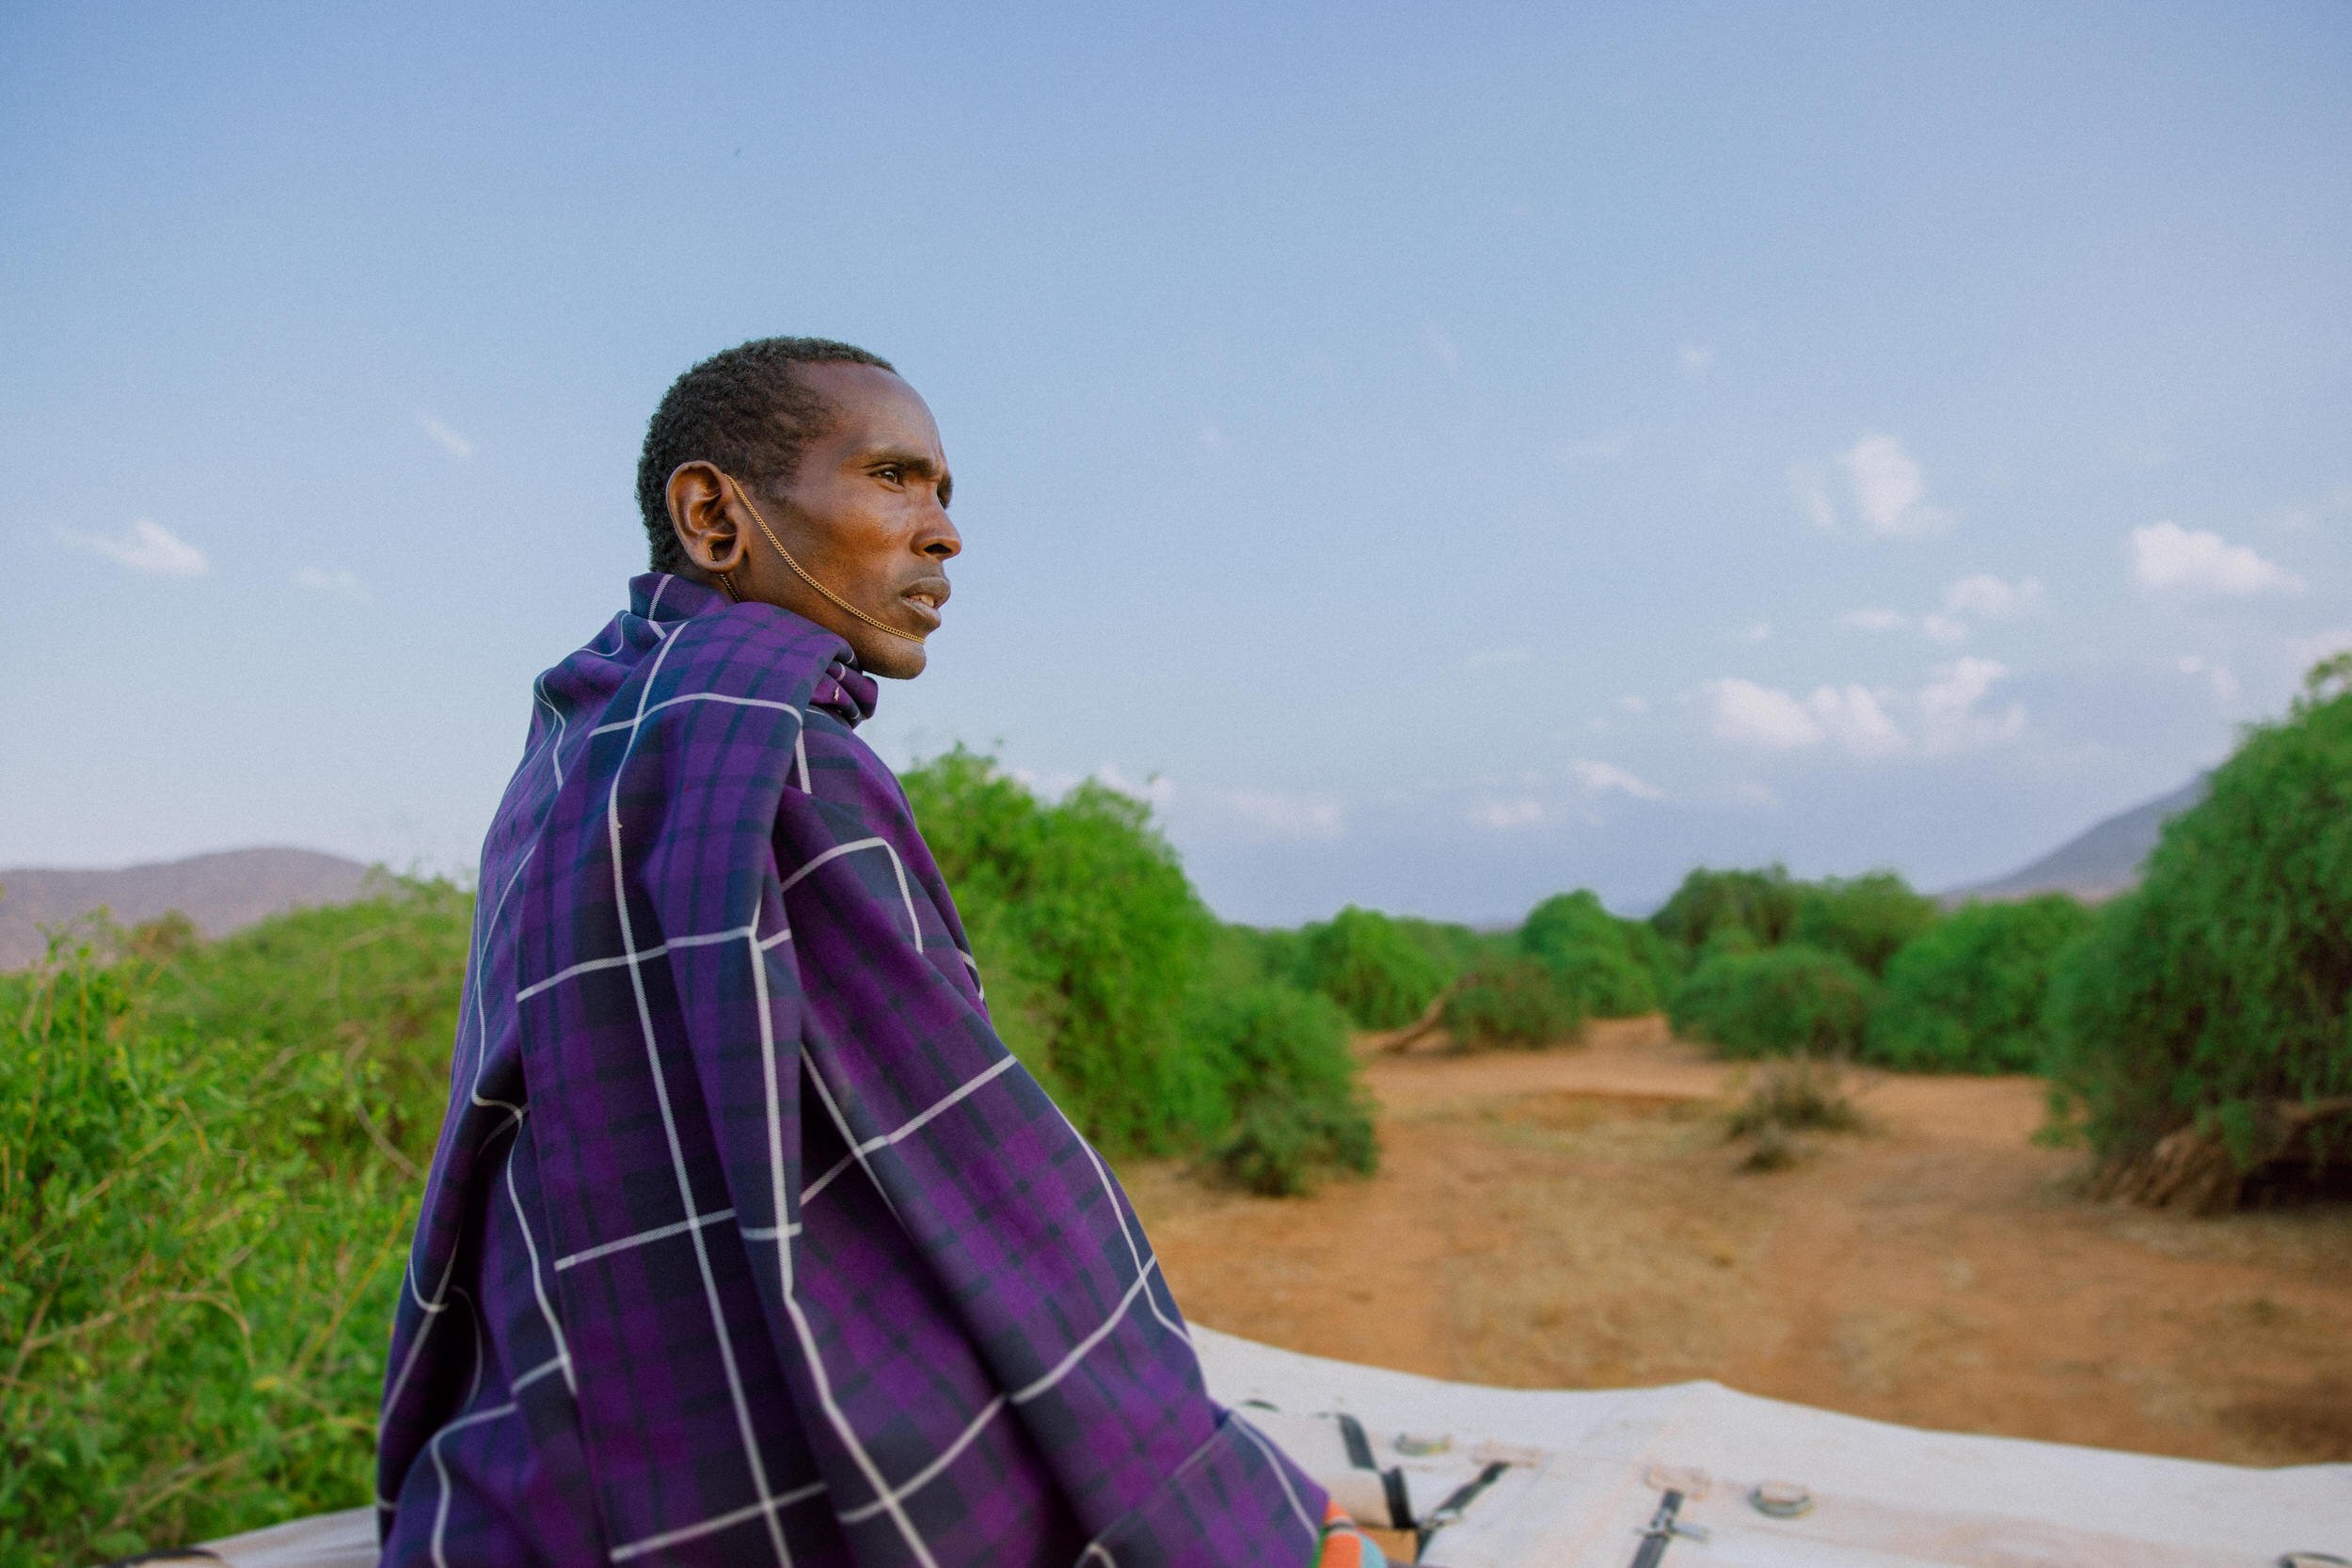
xmin=376 ymin=340 xmax=1367 ymax=1566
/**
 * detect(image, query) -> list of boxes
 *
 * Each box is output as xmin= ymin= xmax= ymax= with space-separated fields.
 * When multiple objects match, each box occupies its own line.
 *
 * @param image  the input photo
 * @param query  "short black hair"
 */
xmin=635 ymin=337 xmax=897 ymax=572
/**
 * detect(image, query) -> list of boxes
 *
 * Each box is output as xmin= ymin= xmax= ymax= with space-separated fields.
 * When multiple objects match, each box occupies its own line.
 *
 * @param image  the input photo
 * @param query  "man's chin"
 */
xmin=863 ymin=643 xmax=929 ymax=681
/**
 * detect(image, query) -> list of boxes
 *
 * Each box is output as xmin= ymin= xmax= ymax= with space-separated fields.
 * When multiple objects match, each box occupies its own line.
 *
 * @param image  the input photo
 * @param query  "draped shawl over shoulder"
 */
xmin=378 ymin=575 xmax=1323 ymax=1567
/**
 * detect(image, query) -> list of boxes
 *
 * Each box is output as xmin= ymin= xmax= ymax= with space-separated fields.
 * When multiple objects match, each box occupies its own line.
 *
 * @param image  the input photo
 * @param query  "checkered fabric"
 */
xmin=377 ymin=574 xmax=1325 ymax=1566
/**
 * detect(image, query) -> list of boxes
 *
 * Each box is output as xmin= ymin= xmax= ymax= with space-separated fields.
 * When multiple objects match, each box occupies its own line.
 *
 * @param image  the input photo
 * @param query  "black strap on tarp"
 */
xmin=1415 ymin=1461 xmax=1510 ymax=1556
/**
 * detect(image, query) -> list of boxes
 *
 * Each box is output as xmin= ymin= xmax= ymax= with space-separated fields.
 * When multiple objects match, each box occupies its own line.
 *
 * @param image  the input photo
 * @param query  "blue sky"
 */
xmin=3 ymin=2 xmax=2346 ymax=923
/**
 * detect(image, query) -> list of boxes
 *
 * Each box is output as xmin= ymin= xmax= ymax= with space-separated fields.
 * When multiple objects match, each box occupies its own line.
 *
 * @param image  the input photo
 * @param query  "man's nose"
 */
xmin=921 ymin=512 xmax=961 ymax=561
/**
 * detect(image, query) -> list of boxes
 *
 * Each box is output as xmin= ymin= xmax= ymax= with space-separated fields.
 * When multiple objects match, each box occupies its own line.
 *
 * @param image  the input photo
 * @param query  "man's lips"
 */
xmin=898 ymin=578 xmax=951 ymax=631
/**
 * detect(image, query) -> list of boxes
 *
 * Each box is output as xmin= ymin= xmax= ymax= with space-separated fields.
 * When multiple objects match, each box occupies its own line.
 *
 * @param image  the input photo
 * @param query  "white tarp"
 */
xmin=1195 ymin=1327 xmax=2352 ymax=1568
xmin=192 ymin=1330 xmax=2351 ymax=1566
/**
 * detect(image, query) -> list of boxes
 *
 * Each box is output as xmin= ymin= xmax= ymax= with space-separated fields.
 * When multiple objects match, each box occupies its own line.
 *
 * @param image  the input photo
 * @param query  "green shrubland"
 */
xmin=1295 ymin=904 xmax=1454 ymax=1028
xmin=2046 ymin=661 xmax=2352 ymax=1199
xmin=1442 ymin=956 xmax=1587 ymax=1049
xmin=1791 ymin=872 xmax=1940 ymax=978
xmin=900 ymin=748 xmax=1377 ymax=1180
xmin=1650 ymin=865 xmax=1802 ymax=955
xmin=1 ymin=889 xmax=467 ymax=1567
xmin=1865 ymin=895 xmax=2091 ymax=1073
xmin=1667 ymin=942 xmax=1877 ymax=1059
xmin=1517 ymin=889 xmax=1667 ymax=1016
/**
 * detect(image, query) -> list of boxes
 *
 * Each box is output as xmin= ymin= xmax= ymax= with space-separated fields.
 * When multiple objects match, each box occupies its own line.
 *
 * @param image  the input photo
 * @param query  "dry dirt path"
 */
xmin=1121 ymin=1018 xmax=2352 ymax=1466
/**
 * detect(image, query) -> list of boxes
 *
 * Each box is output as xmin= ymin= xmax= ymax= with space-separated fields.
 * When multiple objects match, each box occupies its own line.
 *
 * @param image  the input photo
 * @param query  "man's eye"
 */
xmin=877 ymin=465 xmax=903 ymax=483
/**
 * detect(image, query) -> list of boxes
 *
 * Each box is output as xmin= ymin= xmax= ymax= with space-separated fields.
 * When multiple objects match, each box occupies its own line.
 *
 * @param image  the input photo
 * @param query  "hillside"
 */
xmin=1942 ymin=776 xmax=2206 ymax=905
xmin=0 ymin=847 xmax=377 ymax=968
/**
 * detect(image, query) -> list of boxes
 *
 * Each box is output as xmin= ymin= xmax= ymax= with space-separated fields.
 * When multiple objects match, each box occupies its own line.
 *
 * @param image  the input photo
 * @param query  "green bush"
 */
xmin=1864 ymin=895 xmax=2092 ymax=1073
xmin=1792 ymin=871 xmax=1940 ymax=977
xmin=1 ymin=888 xmax=468 ymax=1568
xmin=1518 ymin=890 xmax=1661 ymax=1016
xmin=1296 ymin=905 xmax=1453 ymax=1028
xmin=904 ymin=748 xmax=1226 ymax=1152
xmin=1195 ymin=985 xmax=1376 ymax=1195
xmin=1442 ymin=957 xmax=1587 ymax=1049
xmin=1649 ymin=865 xmax=1801 ymax=955
xmin=1669 ymin=943 xmax=1876 ymax=1059
xmin=903 ymin=749 xmax=1380 ymax=1184
xmin=1392 ymin=916 xmax=1503 ymax=978
xmin=2047 ymin=661 xmax=2352 ymax=1179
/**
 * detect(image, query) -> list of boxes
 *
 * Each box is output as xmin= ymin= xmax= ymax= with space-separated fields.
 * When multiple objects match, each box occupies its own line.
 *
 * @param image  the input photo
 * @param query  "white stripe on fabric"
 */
xmin=747 ymin=926 xmax=794 ymax=1296
xmin=427 ymin=1400 xmax=520 ymax=1568
xmin=608 ymin=1481 xmax=828 ymax=1563
xmin=1081 ymin=1135 xmax=1192 ymax=1346
xmin=1010 ymin=1259 xmax=1163 ymax=1405
xmin=1230 ymin=1413 xmax=1320 ymax=1543
xmin=603 ymin=626 xmax=798 ymax=1568
xmin=516 ymin=922 xmax=766 ymax=1002
xmin=512 ymin=1353 xmax=570 ymax=1392
xmin=836 ymin=1394 xmax=1008 ymax=1524
xmin=590 ymin=689 xmax=809 ymax=736
xmin=504 ymin=1135 xmax=576 ymax=1394
xmin=553 ymin=1208 xmax=739 ymax=1273
xmin=775 ymin=836 xmax=925 ymax=953
xmin=795 ymin=1053 xmax=1018 ymax=1214
xmin=785 ymin=1056 xmax=940 ymax=1562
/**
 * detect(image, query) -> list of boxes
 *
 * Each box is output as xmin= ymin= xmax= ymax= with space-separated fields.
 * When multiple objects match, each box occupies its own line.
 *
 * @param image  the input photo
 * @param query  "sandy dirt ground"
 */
xmin=1123 ymin=1017 xmax=2352 ymax=1473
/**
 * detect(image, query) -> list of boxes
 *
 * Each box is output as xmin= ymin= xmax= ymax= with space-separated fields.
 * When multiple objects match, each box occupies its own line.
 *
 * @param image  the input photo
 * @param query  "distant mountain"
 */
xmin=0 ymin=847 xmax=378 ymax=969
xmin=1942 ymin=777 xmax=2208 ymax=906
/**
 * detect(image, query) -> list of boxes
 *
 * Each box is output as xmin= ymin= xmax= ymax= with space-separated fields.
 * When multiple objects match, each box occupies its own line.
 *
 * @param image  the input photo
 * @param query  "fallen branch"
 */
xmin=1382 ymin=985 xmax=1457 ymax=1053
xmin=2094 ymin=1096 xmax=2352 ymax=1212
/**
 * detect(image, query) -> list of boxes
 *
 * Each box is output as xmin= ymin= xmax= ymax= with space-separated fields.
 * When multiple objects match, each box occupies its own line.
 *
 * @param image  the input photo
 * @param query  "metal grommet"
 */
xmin=1393 ymin=1431 xmax=1452 ymax=1456
xmin=1750 ymin=1480 xmax=1814 ymax=1519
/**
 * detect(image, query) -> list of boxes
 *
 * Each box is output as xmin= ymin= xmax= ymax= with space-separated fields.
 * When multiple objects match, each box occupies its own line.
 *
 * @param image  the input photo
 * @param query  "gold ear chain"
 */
xmin=724 ymin=477 xmax=928 ymax=643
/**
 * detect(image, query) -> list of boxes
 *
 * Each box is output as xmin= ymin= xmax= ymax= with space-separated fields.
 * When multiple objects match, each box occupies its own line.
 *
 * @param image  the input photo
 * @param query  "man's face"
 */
xmin=752 ymin=362 xmax=958 ymax=680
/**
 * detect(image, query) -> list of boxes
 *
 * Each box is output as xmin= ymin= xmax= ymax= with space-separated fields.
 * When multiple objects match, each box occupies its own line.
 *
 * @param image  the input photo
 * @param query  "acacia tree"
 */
xmin=2047 ymin=657 xmax=2352 ymax=1208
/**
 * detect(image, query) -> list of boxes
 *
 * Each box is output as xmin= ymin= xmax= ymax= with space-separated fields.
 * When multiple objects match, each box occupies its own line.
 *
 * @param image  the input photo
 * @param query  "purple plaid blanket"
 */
xmin=377 ymin=574 xmax=1324 ymax=1566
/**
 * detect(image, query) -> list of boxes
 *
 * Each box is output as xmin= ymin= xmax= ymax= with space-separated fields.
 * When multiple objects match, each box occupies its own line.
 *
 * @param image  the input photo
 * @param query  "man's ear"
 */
xmin=665 ymin=461 xmax=748 ymax=574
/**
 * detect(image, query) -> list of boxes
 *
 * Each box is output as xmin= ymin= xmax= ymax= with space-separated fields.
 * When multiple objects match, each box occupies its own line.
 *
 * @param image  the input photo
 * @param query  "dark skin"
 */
xmin=665 ymin=362 xmax=959 ymax=680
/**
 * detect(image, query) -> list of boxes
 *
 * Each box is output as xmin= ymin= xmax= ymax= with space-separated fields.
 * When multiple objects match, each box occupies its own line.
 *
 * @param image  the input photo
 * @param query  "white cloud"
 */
xmin=1708 ymin=661 xmax=2023 ymax=759
xmin=1706 ymin=678 xmax=1824 ymax=750
xmin=1570 ymin=759 xmax=1662 ymax=800
xmin=1738 ymin=620 xmax=1773 ymax=643
xmin=1944 ymin=573 xmax=2043 ymax=620
xmin=1219 ymin=787 xmax=1345 ymax=841
xmin=1196 ymin=422 xmax=1227 ymax=452
xmin=61 ymin=516 xmax=208 ymax=577
xmin=419 ymin=413 xmax=474 ymax=458
xmin=1093 ymin=763 xmax=1173 ymax=807
xmin=1792 ymin=435 xmax=1954 ymax=537
xmin=2175 ymin=655 xmax=2241 ymax=703
xmin=1471 ymin=797 xmax=1548 ymax=831
xmin=1917 ymin=657 xmax=2025 ymax=753
xmin=1920 ymin=612 xmax=1969 ymax=645
xmin=1615 ymin=694 xmax=1650 ymax=714
xmin=1465 ymin=646 xmax=1534 ymax=670
xmin=294 ymin=566 xmax=368 ymax=599
xmin=2131 ymin=521 xmax=2303 ymax=597
xmin=1677 ymin=342 xmax=1717 ymax=376
xmin=1839 ymin=609 xmax=1909 ymax=633
xmin=1840 ymin=434 xmax=1954 ymax=538
xmin=1806 ymin=685 xmax=1907 ymax=758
